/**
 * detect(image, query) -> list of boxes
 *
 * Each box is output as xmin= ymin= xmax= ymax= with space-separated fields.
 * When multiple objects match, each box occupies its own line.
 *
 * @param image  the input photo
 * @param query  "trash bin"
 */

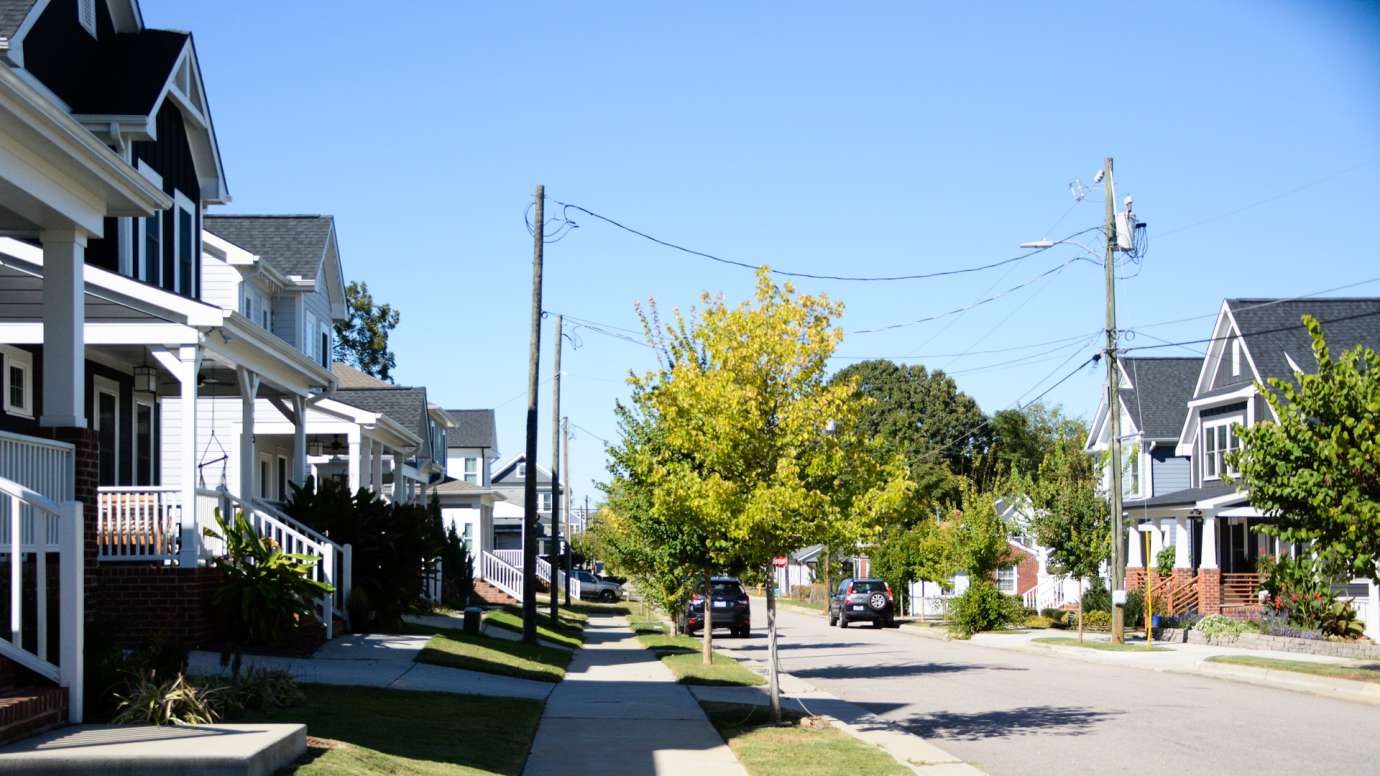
xmin=464 ymin=606 xmax=482 ymax=635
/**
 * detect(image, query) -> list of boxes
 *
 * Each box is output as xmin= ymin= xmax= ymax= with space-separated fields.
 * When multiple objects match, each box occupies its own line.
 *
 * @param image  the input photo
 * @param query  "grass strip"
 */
xmin=631 ymin=618 xmax=764 ymax=686
xmin=485 ymin=609 xmax=585 ymax=648
xmin=1206 ymin=655 xmax=1380 ymax=684
xmin=231 ymin=683 xmax=543 ymax=775
xmin=778 ymin=597 xmax=828 ymax=612
xmin=405 ymin=623 xmax=573 ymax=682
xmin=699 ymin=701 xmax=908 ymax=776
xmin=1033 ymin=636 xmax=1171 ymax=653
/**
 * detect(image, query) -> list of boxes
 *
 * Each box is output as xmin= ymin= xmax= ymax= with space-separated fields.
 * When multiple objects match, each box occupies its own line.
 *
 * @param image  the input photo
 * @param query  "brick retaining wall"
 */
xmin=1188 ymin=630 xmax=1380 ymax=660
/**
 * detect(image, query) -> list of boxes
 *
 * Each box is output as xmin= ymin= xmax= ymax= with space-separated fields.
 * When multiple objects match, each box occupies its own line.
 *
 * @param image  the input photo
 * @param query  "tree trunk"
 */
xmin=1077 ymin=578 xmax=1085 ymax=643
xmin=766 ymin=564 xmax=782 ymax=724
xmin=822 ymin=547 xmax=831 ymax=612
xmin=702 ymin=572 xmax=714 ymax=665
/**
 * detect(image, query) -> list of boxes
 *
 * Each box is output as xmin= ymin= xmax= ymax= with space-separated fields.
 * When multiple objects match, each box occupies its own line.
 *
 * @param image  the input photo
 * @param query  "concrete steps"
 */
xmin=473 ymin=580 xmax=519 ymax=607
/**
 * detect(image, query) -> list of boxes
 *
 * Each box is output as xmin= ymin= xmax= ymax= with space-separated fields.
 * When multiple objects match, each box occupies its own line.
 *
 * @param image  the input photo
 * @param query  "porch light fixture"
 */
xmin=308 ymin=440 xmax=324 ymax=456
xmin=134 ymin=363 xmax=158 ymax=393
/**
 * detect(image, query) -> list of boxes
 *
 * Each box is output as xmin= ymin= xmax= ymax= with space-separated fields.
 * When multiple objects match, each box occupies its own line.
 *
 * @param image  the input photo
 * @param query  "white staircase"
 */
xmin=479 ymin=551 xmax=582 ymax=604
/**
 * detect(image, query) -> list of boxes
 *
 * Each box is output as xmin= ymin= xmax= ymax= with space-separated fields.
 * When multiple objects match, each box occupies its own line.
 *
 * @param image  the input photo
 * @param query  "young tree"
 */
xmin=333 ymin=281 xmax=401 ymax=381
xmin=1230 ymin=316 xmax=1380 ymax=584
xmin=1026 ymin=424 xmax=1108 ymax=641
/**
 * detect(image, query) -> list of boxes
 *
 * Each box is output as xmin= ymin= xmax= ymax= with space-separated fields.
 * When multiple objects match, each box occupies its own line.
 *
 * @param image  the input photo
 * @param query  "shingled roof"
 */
xmin=332 ymin=363 xmax=390 ymax=389
xmin=0 ymin=0 xmax=37 ymax=42
xmin=204 ymin=215 xmax=334 ymax=280
xmin=1119 ymin=357 xmax=1200 ymax=440
xmin=445 ymin=409 xmax=497 ymax=450
xmin=1229 ymin=298 xmax=1380 ymax=386
xmin=331 ymin=386 xmax=430 ymax=451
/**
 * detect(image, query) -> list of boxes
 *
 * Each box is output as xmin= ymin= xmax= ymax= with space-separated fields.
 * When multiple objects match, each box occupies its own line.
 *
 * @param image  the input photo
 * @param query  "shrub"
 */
xmin=1193 ymin=614 xmax=1251 ymax=639
xmin=1256 ymin=613 xmax=1323 ymax=641
xmin=1155 ymin=547 xmax=1177 ymax=578
xmin=113 ymin=671 xmax=221 ymax=726
xmin=205 ymin=509 xmax=334 ymax=668
xmin=948 ymin=581 xmax=1024 ymax=638
xmin=1083 ymin=610 xmax=1111 ymax=629
xmin=1040 ymin=607 xmax=1064 ymax=620
xmin=1024 ymin=614 xmax=1055 ymax=629
xmin=1081 ymin=577 xmax=1112 ymax=613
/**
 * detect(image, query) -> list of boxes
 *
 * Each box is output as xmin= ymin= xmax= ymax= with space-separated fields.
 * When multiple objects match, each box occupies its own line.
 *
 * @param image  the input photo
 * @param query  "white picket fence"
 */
xmin=0 ymin=475 xmax=83 ymax=723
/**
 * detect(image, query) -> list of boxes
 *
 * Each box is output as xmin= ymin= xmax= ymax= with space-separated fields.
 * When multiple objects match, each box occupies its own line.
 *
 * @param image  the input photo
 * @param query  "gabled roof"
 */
xmin=1118 ymin=357 xmax=1200 ymax=440
xmin=331 ymin=386 xmax=430 ymax=456
xmin=493 ymin=455 xmax=553 ymax=485
xmin=445 ymin=409 xmax=498 ymax=450
xmin=204 ymin=215 xmax=336 ymax=281
xmin=1135 ymin=482 xmax=1241 ymax=509
xmin=1227 ymin=298 xmax=1380 ymax=387
xmin=0 ymin=1 xmax=36 ymax=42
xmin=63 ymin=29 xmax=185 ymax=115
xmin=332 ymin=362 xmax=390 ymax=389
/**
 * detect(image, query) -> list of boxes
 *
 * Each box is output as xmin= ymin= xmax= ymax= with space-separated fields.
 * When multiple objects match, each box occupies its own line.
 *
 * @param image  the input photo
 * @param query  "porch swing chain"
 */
xmin=197 ymin=377 xmax=229 ymax=490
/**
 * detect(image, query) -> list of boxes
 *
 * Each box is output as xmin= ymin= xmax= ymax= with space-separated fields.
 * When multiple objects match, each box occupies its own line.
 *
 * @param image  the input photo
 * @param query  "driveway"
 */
xmin=710 ymin=600 xmax=1380 ymax=775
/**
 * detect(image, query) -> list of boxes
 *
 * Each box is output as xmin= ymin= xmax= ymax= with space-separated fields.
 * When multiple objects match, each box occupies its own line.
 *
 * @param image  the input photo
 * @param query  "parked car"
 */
xmin=573 ymin=569 xmax=624 ymax=602
xmin=828 ymin=577 xmax=895 ymax=628
xmin=683 ymin=576 xmax=751 ymax=637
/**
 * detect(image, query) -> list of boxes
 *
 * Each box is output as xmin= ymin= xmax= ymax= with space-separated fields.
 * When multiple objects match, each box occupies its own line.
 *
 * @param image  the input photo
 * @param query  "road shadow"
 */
xmin=896 ymin=704 xmax=1122 ymax=741
xmin=791 ymin=661 xmax=1026 ymax=680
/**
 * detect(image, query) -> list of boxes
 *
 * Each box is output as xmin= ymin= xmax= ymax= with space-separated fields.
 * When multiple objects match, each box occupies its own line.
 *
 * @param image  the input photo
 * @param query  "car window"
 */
xmin=837 ymin=579 xmax=851 ymax=595
xmin=578 ymin=571 xmax=595 ymax=582
xmin=711 ymin=581 xmax=743 ymax=596
xmin=852 ymin=580 xmax=887 ymax=593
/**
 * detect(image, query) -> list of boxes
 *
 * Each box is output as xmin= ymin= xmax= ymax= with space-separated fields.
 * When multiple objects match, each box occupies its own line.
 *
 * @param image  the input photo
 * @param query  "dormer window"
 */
xmin=1231 ymin=338 xmax=1242 ymax=377
xmin=78 ymin=0 xmax=97 ymax=37
xmin=1202 ymin=416 xmax=1242 ymax=480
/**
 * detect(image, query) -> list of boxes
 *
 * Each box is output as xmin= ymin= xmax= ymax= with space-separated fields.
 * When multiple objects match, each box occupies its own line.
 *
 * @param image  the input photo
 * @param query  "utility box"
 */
xmin=1116 ymin=211 xmax=1136 ymax=251
xmin=464 ymin=606 xmax=482 ymax=634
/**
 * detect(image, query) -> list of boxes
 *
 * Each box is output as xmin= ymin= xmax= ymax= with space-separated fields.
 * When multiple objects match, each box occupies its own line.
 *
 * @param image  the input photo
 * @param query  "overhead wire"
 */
xmin=1121 ymin=308 xmax=1380 ymax=356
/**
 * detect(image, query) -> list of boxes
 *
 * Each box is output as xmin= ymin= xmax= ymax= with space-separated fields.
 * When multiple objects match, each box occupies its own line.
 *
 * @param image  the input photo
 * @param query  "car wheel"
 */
xmin=838 ymin=614 xmax=848 ymax=629
xmin=828 ymin=612 xmax=837 ymax=626
xmin=599 ymin=590 xmax=616 ymax=602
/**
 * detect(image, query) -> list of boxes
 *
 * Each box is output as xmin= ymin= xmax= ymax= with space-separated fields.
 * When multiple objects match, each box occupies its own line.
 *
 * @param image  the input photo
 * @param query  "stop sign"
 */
xmin=773 ymin=556 xmax=788 ymax=568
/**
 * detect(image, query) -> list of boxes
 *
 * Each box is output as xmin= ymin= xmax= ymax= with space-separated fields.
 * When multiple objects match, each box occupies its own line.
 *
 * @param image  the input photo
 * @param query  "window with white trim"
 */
xmin=463 ymin=457 xmax=478 ymax=484
xmin=1202 ymin=416 xmax=1242 ymax=480
xmin=172 ymin=191 xmax=197 ymax=298
xmin=1231 ymin=338 xmax=1242 ymax=377
xmin=996 ymin=566 xmax=1017 ymax=594
xmin=1 ymin=347 xmax=34 ymax=418
xmin=135 ymin=161 xmax=163 ymax=284
xmin=304 ymin=312 xmax=317 ymax=361
xmin=93 ymin=377 xmax=120 ymax=487
xmin=134 ymin=400 xmax=154 ymax=486
xmin=542 ymin=492 xmax=552 ymax=511
xmin=319 ymin=321 xmax=331 ymax=368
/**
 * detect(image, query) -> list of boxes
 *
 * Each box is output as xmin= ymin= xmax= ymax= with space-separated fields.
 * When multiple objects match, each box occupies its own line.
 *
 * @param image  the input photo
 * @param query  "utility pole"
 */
xmin=549 ymin=314 xmax=563 ymax=627
xmin=1102 ymin=157 xmax=1127 ymax=644
xmin=562 ymin=416 xmax=572 ymax=606
xmin=522 ymin=184 xmax=544 ymax=645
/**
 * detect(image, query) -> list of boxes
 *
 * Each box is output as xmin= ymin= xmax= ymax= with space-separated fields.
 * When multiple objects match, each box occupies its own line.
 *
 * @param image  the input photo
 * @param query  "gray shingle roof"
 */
xmin=0 ymin=0 xmax=37 ymax=42
xmin=1119 ymin=357 xmax=1200 ymax=439
xmin=444 ymin=409 xmax=497 ymax=450
xmin=1228 ymin=298 xmax=1380 ymax=387
xmin=1135 ymin=482 xmax=1241 ymax=509
xmin=332 ymin=363 xmax=391 ymax=389
xmin=331 ymin=386 xmax=429 ymax=451
xmin=204 ymin=215 xmax=334 ymax=280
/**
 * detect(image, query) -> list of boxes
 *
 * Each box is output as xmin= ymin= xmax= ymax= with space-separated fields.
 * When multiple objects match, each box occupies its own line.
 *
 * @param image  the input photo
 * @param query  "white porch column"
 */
xmin=1200 ymin=514 xmax=1219 ymax=569
xmin=235 ymin=368 xmax=259 ymax=499
xmin=152 ymin=346 xmax=201 ymax=565
xmin=392 ymin=450 xmax=405 ymax=502
xmin=346 ymin=427 xmax=362 ymax=493
xmin=1174 ymin=515 xmax=1192 ymax=569
xmin=292 ymin=395 xmax=308 ymax=486
xmin=370 ymin=440 xmax=384 ymax=495
xmin=1126 ymin=525 xmax=1143 ymax=568
xmin=38 ymin=230 xmax=88 ymax=428
xmin=1147 ymin=520 xmax=1164 ymax=568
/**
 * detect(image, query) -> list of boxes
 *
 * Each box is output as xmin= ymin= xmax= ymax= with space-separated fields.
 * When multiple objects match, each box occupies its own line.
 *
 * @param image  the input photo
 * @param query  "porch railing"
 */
xmin=1220 ymin=572 xmax=1262 ymax=610
xmin=480 ymin=550 xmax=523 ymax=602
xmin=535 ymin=556 xmax=582 ymax=601
xmin=494 ymin=549 xmax=523 ymax=567
xmin=0 ymin=475 xmax=83 ymax=723
xmin=1149 ymin=573 xmax=1199 ymax=616
xmin=96 ymin=487 xmax=182 ymax=562
xmin=1023 ymin=577 xmax=1067 ymax=611
xmin=0 ymin=429 xmax=74 ymax=503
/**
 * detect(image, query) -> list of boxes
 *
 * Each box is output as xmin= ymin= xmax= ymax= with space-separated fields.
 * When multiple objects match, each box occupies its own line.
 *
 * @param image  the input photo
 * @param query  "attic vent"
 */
xmin=77 ymin=0 xmax=97 ymax=37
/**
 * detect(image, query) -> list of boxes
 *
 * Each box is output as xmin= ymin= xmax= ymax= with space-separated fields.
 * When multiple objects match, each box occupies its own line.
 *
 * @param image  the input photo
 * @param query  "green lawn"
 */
xmin=699 ymin=702 xmax=908 ymax=776
xmin=484 ymin=608 xmax=585 ymax=649
xmin=1033 ymin=637 xmax=1171 ymax=653
xmin=631 ymin=618 xmax=764 ymax=686
xmin=231 ymin=684 xmax=543 ymax=775
xmin=1206 ymin=655 xmax=1380 ymax=684
xmin=406 ymin=623 xmax=573 ymax=682
xmin=778 ymin=597 xmax=828 ymax=612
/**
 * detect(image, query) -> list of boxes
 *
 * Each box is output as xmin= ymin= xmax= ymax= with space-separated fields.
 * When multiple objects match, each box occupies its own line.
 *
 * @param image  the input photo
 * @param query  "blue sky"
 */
xmin=146 ymin=1 xmax=1380 ymax=504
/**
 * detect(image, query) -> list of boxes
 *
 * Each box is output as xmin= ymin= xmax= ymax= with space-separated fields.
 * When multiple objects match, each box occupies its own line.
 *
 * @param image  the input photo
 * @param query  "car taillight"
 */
xmin=737 ymin=594 xmax=749 ymax=604
xmin=690 ymin=593 xmax=703 ymax=605
xmin=885 ymin=583 xmax=893 ymax=600
xmin=845 ymin=583 xmax=854 ymax=596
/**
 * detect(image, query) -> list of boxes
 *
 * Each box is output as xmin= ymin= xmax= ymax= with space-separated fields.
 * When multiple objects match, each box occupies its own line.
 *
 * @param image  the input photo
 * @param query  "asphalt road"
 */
xmin=712 ymin=599 xmax=1380 ymax=776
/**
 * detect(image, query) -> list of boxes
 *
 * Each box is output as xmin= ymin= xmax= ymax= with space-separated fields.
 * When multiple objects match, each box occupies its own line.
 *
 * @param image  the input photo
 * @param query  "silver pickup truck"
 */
xmin=572 ymin=569 xmax=623 ymax=602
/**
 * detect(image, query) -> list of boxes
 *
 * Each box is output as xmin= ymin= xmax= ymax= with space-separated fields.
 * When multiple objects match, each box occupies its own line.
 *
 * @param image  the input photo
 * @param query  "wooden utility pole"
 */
xmin=549 ymin=314 xmax=563 ymax=627
xmin=562 ymin=416 xmax=572 ymax=606
xmin=1102 ymin=158 xmax=1127 ymax=644
xmin=522 ymin=184 xmax=544 ymax=644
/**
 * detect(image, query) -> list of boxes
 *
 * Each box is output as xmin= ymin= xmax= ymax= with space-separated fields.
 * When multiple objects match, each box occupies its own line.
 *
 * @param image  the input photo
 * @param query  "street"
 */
xmin=713 ymin=600 xmax=1380 ymax=776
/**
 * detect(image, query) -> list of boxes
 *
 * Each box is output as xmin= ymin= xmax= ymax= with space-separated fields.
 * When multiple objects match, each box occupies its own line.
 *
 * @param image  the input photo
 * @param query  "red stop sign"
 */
xmin=773 ymin=556 xmax=788 ymax=568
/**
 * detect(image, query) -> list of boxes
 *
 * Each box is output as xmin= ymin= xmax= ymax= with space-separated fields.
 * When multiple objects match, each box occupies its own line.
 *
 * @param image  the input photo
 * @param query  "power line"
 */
xmin=1123 ymin=275 xmax=1380 ymax=332
xmin=829 ymin=328 xmax=1102 ymax=361
xmin=1122 ymin=307 xmax=1380 ymax=356
xmin=554 ymin=199 xmax=1102 ymax=283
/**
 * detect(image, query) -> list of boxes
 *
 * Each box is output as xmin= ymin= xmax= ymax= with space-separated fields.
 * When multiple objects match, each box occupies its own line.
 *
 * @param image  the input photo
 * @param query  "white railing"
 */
xmin=494 ymin=549 xmax=523 ymax=567
xmin=0 ymin=429 xmax=74 ymax=503
xmin=0 ymin=476 xmax=83 ymax=723
xmin=96 ymin=487 xmax=182 ymax=562
xmin=251 ymin=497 xmax=354 ymax=629
xmin=534 ymin=556 xmax=584 ymax=602
xmin=423 ymin=557 xmax=443 ymax=605
xmin=481 ymin=550 xmax=523 ymax=602
xmin=202 ymin=488 xmax=341 ymax=640
xmin=1024 ymin=576 xmax=1068 ymax=611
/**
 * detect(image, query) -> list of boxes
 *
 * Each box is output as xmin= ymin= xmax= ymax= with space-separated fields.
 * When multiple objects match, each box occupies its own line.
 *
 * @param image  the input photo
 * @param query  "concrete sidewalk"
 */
xmin=522 ymin=613 xmax=746 ymax=776
xmin=188 ymin=631 xmax=554 ymax=701
xmin=900 ymin=624 xmax=1380 ymax=706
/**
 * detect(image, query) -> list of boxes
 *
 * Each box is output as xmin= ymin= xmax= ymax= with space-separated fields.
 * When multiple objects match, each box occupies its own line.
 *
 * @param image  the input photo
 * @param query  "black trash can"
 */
xmin=464 ymin=606 xmax=482 ymax=635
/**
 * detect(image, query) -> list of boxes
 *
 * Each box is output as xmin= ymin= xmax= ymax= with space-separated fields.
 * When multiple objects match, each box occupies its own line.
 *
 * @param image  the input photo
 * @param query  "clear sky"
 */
xmin=146 ymin=0 xmax=1380 ymax=505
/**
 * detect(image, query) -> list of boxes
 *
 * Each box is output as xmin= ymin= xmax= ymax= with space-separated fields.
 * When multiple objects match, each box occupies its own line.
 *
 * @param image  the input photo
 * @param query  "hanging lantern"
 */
xmin=307 ymin=439 xmax=324 ymax=457
xmin=134 ymin=363 xmax=158 ymax=393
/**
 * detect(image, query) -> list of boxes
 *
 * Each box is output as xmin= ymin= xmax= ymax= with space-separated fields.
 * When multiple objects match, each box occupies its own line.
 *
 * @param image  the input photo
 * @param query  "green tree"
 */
xmin=989 ymin=403 xmax=1078 ymax=482
xmin=942 ymin=478 xmax=1017 ymax=580
xmin=1230 ymin=316 xmax=1380 ymax=584
xmin=1026 ymin=421 xmax=1108 ymax=640
xmin=333 ymin=281 xmax=400 ymax=381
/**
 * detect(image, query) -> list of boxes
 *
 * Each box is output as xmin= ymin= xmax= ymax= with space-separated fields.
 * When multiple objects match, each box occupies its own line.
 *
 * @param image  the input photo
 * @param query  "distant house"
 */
xmin=491 ymin=454 xmax=560 ymax=554
xmin=435 ymin=409 xmax=504 ymax=568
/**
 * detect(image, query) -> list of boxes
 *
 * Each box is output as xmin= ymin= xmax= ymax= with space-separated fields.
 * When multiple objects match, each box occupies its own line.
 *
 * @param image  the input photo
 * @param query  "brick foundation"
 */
xmin=96 ymin=566 xmax=224 ymax=647
xmin=33 ymin=427 xmax=99 ymax=625
xmin=1197 ymin=568 xmax=1222 ymax=613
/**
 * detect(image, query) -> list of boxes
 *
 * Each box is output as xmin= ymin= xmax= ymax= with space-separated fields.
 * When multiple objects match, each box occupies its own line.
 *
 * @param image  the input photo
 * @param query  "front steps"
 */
xmin=472 ymin=580 xmax=519 ymax=607
xmin=0 ymin=686 xmax=67 ymax=746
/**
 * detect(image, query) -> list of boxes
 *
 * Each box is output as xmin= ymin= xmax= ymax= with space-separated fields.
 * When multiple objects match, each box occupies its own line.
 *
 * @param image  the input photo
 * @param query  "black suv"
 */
xmin=829 ymin=577 xmax=895 ymax=628
xmin=683 ymin=576 xmax=751 ymax=637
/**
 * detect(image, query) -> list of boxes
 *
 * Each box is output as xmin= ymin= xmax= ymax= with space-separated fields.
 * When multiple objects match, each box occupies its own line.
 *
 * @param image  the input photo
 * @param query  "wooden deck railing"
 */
xmin=1149 ymin=573 xmax=1199 ymax=615
xmin=1220 ymin=572 xmax=1262 ymax=609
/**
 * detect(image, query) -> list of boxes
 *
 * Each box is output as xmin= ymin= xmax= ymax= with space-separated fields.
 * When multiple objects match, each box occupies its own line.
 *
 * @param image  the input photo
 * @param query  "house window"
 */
xmin=242 ymin=291 xmax=254 ymax=320
xmin=996 ymin=566 xmax=1016 ymax=594
xmin=2 ymin=347 xmax=34 ymax=418
xmin=1202 ymin=417 xmax=1242 ymax=480
xmin=93 ymin=379 xmax=120 ymax=487
xmin=259 ymin=455 xmax=271 ymax=499
xmin=77 ymin=0 xmax=96 ymax=36
xmin=304 ymin=312 xmax=317 ymax=361
xmin=462 ymin=522 xmax=473 ymax=545
xmin=277 ymin=456 xmax=288 ymax=500
xmin=1231 ymin=339 xmax=1242 ymax=377
xmin=463 ymin=457 xmax=478 ymax=484
xmin=134 ymin=401 xmax=154 ymax=486
xmin=319 ymin=324 xmax=331 ymax=368
xmin=170 ymin=191 xmax=197 ymax=298
xmin=135 ymin=162 xmax=162 ymax=284
xmin=542 ymin=492 xmax=552 ymax=511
